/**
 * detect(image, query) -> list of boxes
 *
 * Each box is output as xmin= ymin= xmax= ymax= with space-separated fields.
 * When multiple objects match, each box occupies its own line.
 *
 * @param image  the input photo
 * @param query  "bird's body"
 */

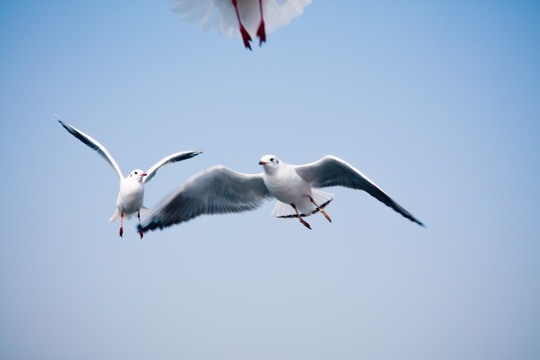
xmin=56 ymin=115 xmax=203 ymax=238
xmin=109 ymin=169 xmax=147 ymax=223
xmin=139 ymin=154 xmax=423 ymax=233
xmin=260 ymin=156 xmax=333 ymax=224
xmin=170 ymin=0 xmax=312 ymax=49
xmin=117 ymin=179 xmax=144 ymax=216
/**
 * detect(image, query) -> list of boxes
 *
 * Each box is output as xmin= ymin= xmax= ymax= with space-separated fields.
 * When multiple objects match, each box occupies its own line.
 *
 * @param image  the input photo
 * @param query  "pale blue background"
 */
xmin=1 ymin=1 xmax=539 ymax=359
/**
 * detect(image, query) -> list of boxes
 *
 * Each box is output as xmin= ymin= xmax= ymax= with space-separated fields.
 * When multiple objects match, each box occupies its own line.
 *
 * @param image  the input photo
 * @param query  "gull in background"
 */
xmin=56 ymin=115 xmax=203 ymax=238
xmin=170 ymin=0 xmax=312 ymax=50
xmin=139 ymin=154 xmax=424 ymax=233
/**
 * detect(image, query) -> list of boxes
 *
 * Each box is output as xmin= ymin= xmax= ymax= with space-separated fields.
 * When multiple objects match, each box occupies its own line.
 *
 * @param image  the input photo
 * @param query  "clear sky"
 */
xmin=1 ymin=1 xmax=539 ymax=359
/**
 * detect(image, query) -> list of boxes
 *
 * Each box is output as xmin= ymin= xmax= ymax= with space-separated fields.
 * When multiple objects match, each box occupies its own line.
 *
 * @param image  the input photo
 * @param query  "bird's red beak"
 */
xmin=141 ymin=173 xmax=147 ymax=177
xmin=259 ymin=161 xmax=268 ymax=166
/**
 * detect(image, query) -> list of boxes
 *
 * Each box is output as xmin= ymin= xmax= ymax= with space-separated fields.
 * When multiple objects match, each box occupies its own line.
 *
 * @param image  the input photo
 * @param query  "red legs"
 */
xmin=256 ymin=0 xmax=266 ymax=45
xmin=119 ymin=212 xmax=124 ymax=237
xmin=232 ymin=0 xmax=252 ymax=50
xmin=119 ymin=211 xmax=144 ymax=239
xmin=138 ymin=211 xmax=144 ymax=239
xmin=231 ymin=0 xmax=266 ymax=49
xmin=309 ymin=196 xmax=332 ymax=223
xmin=291 ymin=203 xmax=311 ymax=230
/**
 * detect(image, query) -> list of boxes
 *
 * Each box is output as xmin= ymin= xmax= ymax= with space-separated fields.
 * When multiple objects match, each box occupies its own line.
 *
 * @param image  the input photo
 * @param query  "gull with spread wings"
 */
xmin=56 ymin=115 xmax=203 ymax=238
xmin=139 ymin=154 xmax=424 ymax=233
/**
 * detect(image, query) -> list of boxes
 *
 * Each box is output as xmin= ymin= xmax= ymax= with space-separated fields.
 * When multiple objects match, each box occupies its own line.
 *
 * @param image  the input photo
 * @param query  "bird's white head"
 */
xmin=128 ymin=169 xmax=147 ymax=182
xmin=259 ymin=154 xmax=280 ymax=174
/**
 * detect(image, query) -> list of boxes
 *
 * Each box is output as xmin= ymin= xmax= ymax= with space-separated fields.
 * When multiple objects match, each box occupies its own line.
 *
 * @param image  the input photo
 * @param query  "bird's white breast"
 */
xmin=116 ymin=179 xmax=144 ymax=214
xmin=263 ymin=164 xmax=311 ymax=204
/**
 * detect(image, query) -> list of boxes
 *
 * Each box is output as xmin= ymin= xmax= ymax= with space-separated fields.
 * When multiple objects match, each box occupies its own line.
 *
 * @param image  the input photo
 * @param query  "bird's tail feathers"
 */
xmin=109 ymin=209 xmax=121 ymax=222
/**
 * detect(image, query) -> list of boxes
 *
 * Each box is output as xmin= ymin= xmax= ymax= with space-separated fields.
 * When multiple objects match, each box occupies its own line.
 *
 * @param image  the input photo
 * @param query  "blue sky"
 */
xmin=1 ymin=1 xmax=539 ymax=359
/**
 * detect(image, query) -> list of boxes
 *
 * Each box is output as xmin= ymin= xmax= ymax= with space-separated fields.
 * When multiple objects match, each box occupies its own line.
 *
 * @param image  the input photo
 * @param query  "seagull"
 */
xmin=138 ymin=154 xmax=424 ymax=233
xmin=170 ymin=0 xmax=312 ymax=50
xmin=56 ymin=115 xmax=203 ymax=238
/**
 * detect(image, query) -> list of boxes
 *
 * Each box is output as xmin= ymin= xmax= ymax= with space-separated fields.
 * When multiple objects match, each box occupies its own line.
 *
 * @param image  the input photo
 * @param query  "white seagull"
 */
xmin=56 ymin=115 xmax=203 ymax=238
xmin=170 ymin=0 xmax=312 ymax=50
xmin=138 ymin=154 xmax=424 ymax=233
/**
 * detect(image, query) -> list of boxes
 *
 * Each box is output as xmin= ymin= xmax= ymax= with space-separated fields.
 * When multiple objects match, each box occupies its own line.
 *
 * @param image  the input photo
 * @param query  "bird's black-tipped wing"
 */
xmin=139 ymin=166 xmax=271 ymax=232
xmin=144 ymin=150 xmax=204 ymax=183
xmin=295 ymin=155 xmax=424 ymax=226
xmin=56 ymin=114 xmax=124 ymax=181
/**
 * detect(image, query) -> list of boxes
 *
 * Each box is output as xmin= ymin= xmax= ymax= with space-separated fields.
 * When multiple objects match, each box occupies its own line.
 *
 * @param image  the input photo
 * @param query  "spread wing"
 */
xmin=139 ymin=165 xmax=271 ymax=232
xmin=144 ymin=150 xmax=204 ymax=183
xmin=295 ymin=155 xmax=424 ymax=226
xmin=170 ymin=0 xmax=311 ymax=37
xmin=56 ymin=114 xmax=124 ymax=181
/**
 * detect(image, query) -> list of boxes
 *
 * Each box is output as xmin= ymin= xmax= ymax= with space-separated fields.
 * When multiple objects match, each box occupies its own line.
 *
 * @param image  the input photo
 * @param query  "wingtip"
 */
xmin=138 ymin=218 xmax=159 ymax=233
xmin=53 ymin=112 xmax=63 ymax=123
xmin=54 ymin=114 xmax=70 ymax=130
xmin=137 ymin=223 xmax=151 ymax=234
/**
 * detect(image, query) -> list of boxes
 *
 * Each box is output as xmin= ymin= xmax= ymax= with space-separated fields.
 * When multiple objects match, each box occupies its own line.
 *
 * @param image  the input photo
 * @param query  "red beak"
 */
xmin=259 ymin=161 xmax=268 ymax=165
xmin=141 ymin=173 xmax=147 ymax=177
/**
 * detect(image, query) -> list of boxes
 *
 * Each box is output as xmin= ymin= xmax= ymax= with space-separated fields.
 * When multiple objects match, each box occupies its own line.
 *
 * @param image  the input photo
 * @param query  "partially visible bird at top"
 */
xmin=138 ymin=154 xmax=424 ymax=234
xmin=170 ymin=0 xmax=312 ymax=50
xmin=55 ymin=114 xmax=203 ymax=238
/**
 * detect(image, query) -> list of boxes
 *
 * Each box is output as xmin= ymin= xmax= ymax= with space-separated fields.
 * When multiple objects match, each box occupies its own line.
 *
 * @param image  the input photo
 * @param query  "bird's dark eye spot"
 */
xmin=270 ymin=158 xmax=274 ymax=162
xmin=135 ymin=171 xmax=138 ymax=174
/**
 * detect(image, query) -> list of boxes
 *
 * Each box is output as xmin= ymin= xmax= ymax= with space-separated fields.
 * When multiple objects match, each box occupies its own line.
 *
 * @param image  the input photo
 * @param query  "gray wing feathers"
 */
xmin=56 ymin=115 xmax=124 ymax=181
xmin=144 ymin=149 xmax=204 ymax=183
xmin=139 ymin=166 xmax=270 ymax=232
xmin=295 ymin=156 xmax=424 ymax=226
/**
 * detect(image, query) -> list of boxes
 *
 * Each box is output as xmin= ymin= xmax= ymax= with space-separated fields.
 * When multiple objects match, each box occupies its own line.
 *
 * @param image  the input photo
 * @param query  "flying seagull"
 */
xmin=56 ymin=115 xmax=203 ymax=238
xmin=170 ymin=0 xmax=312 ymax=50
xmin=138 ymin=154 xmax=424 ymax=233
